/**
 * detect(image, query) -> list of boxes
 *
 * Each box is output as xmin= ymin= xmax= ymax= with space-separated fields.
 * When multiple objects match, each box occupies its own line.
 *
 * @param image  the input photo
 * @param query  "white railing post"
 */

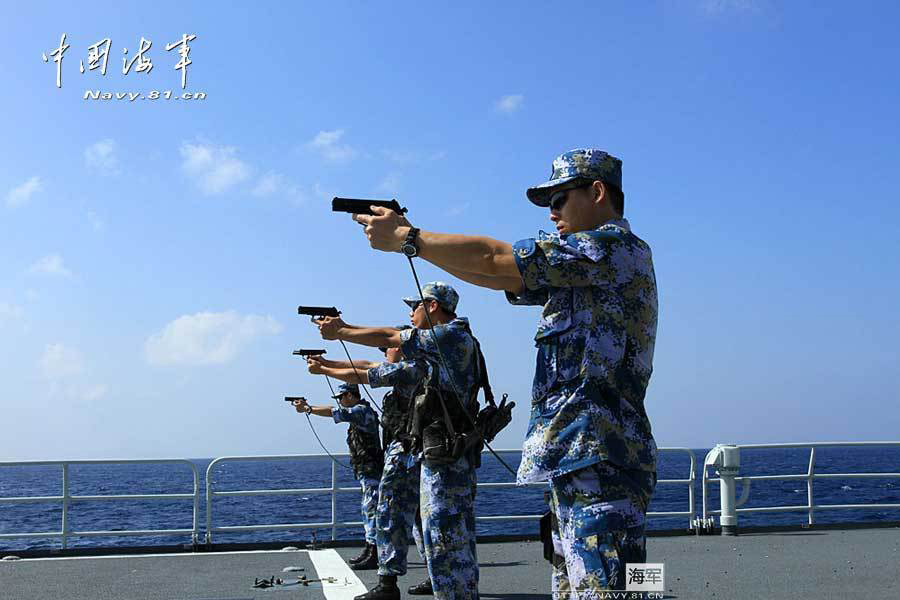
xmin=331 ymin=460 xmax=338 ymax=541
xmin=61 ymin=463 xmax=70 ymax=550
xmin=807 ymin=447 xmax=816 ymax=526
xmin=705 ymin=444 xmax=740 ymax=535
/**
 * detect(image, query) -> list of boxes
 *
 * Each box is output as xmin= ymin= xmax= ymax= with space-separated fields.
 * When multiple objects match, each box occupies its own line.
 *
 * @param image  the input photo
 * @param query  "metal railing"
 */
xmin=702 ymin=442 xmax=900 ymax=533
xmin=0 ymin=459 xmax=200 ymax=549
xmin=0 ymin=448 xmax=697 ymax=549
xmin=205 ymin=448 xmax=697 ymax=543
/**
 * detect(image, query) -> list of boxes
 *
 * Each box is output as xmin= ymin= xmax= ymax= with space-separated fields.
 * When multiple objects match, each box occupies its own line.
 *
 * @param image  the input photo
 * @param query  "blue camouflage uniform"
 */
xmin=508 ymin=149 xmax=659 ymax=597
xmin=400 ymin=282 xmax=480 ymax=600
xmin=367 ymin=358 xmax=428 ymax=576
xmin=332 ymin=394 xmax=383 ymax=546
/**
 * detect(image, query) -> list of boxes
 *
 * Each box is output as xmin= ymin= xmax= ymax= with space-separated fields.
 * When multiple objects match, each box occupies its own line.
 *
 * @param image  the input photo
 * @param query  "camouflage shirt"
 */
xmin=367 ymin=359 xmax=428 ymax=399
xmin=399 ymin=317 xmax=479 ymax=395
xmin=331 ymin=401 xmax=379 ymax=434
xmin=507 ymin=218 xmax=658 ymax=483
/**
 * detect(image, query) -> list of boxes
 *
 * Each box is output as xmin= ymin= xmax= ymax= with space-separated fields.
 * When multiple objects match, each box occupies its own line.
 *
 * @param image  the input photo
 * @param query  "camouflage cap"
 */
xmin=403 ymin=281 xmax=459 ymax=314
xmin=332 ymin=382 xmax=360 ymax=399
xmin=526 ymin=148 xmax=623 ymax=207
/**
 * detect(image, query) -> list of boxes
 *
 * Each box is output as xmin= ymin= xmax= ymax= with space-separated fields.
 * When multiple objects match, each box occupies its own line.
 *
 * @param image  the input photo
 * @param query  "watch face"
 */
xmin=402 ymin=244 xmax=417 ymax=257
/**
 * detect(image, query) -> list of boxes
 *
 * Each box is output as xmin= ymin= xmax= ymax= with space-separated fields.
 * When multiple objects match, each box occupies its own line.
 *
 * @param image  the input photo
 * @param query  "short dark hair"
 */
xmin=606 ymin=183 xmax=624 ymax=216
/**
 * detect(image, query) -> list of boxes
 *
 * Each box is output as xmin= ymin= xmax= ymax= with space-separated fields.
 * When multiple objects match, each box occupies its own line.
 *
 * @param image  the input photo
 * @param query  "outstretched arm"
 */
xmin=310 ymin=356 xmax=380 ymax=370
xmin=307 ymin=359 xmax=371 ymax=385
xmin=291 ymin=398 xmax=335 ymax=418
xmin=314 ymin=317 xmax=404 ymax=348
xmin=353 ymin=207 xmax=525 ymax=295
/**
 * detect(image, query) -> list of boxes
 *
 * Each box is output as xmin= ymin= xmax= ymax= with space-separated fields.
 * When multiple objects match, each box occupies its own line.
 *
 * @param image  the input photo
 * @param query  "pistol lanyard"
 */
xmin=304 ymin=374 xmax=353 ymax=471
xmin=404 ymin=255 xmax=517 ymax=477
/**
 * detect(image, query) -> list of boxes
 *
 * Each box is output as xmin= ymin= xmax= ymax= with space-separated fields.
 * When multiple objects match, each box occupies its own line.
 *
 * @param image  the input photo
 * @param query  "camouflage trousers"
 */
xmin=420 ymin=455 xmax=478 ymax=600
xmin=376 ymin=441 xmax=423 ymax=575
xmin=359 ymin=474 xmax=381 ymax=545
xmin=549 ymin=461 xmax=656 ymax=599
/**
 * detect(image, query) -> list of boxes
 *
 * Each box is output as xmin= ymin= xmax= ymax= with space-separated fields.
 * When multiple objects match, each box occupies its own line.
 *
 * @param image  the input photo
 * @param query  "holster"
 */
xmin=539 ymin=511 xmax=565 ymax=568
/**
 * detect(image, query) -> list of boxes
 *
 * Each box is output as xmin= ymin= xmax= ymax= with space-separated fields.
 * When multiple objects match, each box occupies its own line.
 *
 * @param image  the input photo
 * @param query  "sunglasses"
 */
xmin=548 ymin=182 xmax=592 ymax=212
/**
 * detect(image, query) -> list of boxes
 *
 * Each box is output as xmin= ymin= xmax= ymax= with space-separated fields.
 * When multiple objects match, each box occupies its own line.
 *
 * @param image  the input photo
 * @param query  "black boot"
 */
xmin=407 ymin=577 xmax=434 ymax=595
xmin=350 ymin=544 xmax=378 ymax=570
xmin=354 ymin=575 xmax=400 ymax=600
xmin=349 ymin=543 xmax=375 ymax=565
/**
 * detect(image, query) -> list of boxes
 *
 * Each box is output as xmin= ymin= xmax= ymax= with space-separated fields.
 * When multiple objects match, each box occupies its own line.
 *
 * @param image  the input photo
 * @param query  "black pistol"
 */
xmin=284 ymin=396 xmax=307 ymax=403
xmin=297 ymin=306 xmax=340 ymax=319
xmin=292 ymin=349 xmax=326 ymax=357
xmin=297 ymin=306 xmax=340 ymax=325
xmin=332 ymin=197 xmax=407 ymax=216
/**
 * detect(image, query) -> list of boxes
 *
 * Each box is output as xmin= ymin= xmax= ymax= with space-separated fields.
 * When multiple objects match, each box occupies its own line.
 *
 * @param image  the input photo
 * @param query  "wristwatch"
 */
xmin=401 ymin=227 xmax=420 ymax=258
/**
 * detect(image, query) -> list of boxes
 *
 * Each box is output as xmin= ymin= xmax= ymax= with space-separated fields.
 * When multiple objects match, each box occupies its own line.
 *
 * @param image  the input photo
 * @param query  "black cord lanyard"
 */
xmin=303 ymin=374 xmax=353 ymax=471
xmin=405 ymin=255 xmax=517 ymax=477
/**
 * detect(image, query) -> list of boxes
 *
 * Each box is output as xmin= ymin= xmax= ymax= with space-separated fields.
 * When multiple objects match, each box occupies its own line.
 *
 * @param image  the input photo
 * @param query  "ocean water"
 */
xmin=1 ymin=446 xmax=899 ymax=551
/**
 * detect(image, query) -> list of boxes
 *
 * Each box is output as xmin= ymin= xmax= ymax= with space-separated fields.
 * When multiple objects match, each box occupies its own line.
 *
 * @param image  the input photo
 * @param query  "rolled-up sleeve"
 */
xmin=368 ymin=359 xmax=427 ymax=388
xmin=512 ymin=231 xmax=622 ymax=290
xmin=332 ymin=405 xmax=378 ymax=432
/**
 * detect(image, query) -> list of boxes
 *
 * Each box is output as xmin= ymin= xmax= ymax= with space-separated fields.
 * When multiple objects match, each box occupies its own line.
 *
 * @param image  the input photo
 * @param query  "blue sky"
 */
xmin=1 ymin=1 xmax=898 ymax=460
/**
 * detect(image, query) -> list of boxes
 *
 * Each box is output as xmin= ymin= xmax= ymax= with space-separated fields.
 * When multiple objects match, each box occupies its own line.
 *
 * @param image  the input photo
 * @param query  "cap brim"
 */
xmin=402 ymin=297 xmax=418 ymax=308
xmin=526 ymin=175 xmax=583 ymax=207
xmin=331 ymin=394 xmax=342 ymax=399
xmin=378 ymin=347 xmax=388 ymax=353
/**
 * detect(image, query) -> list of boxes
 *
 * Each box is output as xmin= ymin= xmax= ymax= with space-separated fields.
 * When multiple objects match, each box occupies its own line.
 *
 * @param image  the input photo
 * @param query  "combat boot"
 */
xmin=407 ymin=577 xmax=434 ymax=595
xmin=354 ymin=575 xmax=400 ymax=600
xmin=350 ymin=544 xmax=378 ymax=570
xmin=348 ymin=543 xmax=375 ymax=565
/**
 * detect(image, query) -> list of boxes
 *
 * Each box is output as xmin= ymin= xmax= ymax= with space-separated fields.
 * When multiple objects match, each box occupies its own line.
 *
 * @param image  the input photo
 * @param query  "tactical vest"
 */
xmin=381 ymin=389 xmax=416 ymax=449
xmin=346 ymin=404 xmax=383 ymax=479
xmin=408 ymin=330 xmax=489 ymax=466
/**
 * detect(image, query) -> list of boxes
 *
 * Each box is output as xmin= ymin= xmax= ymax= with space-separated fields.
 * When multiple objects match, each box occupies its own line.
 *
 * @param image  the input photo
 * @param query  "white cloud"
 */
xmin=81 ymin=383 xmax=109 ymax=401
xmin=0 ymin=302 xmax=24 ymax=323
xmin=252 ymin=171 xmax=305 ymax=203
xmin=495 ymin=94 xmax=524 ymax=114
xmin=87 ymin=210 xmax=105 ymax=231
xmin=145 ymin=310 xmax=283 ymax=367
xmin=84 ymin=139 xmax=118 ymax=174
xmin=38 ymin=343 xmax=109 ymax=403
xmin=28 ymin=254 xmax=72 ymax=278
xmin=312 ymin=182 xmax=334 ymax=201
xmin=307 ymin=129 xmax=358 ymax=163
xmin=376 ymin=173 xmax=402 ymax=195
xmin=6 ymin=176 xmax=43 ymax=208
xmin=445 ymin=202 xmax=471 ymax=217
xmin=179 ymin=142 xmax=251 ymax=195
xmin=40 ymin=343 xmax=85 ymax=379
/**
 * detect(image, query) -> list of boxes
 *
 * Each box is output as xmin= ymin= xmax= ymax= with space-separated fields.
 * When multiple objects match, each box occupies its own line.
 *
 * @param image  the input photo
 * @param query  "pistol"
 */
xmin=284 ymin=396 xmax=307 ymax=403
xmin=292 ymin=349 xmax=326 ymax=357
xmin=297 ymin=306 xmax=341 ymax=321
xmin=332 ymin=197 xmax=407 ymax=216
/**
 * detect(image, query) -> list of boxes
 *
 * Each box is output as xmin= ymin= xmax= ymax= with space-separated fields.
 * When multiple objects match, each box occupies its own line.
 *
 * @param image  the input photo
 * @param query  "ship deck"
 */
xmin=2 ymin=526 xmax=899 ymax=599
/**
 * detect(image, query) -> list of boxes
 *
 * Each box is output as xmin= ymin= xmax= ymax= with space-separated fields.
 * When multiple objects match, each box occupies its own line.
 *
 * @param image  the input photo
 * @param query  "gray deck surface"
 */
xmin=1 ymin=527 xmax=898 ymax=600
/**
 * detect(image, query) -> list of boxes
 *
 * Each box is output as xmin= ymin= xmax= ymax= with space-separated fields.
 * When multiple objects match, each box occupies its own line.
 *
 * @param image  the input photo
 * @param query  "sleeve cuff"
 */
xmin=367 ymin=366 xmax=384 ymax=388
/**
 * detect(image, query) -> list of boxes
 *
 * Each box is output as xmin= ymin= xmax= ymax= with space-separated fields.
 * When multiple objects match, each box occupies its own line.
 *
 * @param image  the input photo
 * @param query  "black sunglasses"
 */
xmin=548 ymin=182 xmax=592 ymax=212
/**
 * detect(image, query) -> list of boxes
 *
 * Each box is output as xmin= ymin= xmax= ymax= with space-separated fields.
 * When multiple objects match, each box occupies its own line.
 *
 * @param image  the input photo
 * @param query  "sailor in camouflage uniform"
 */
xmin=292 ymin=383 xmax=383 ymax=569
xmin=351 ymin=148 xmax=658 ymax=598
xmin=368 ymin=346 xmax=432 ymax=595
xmin=312 ymin=282 xmax=481 ymax=600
